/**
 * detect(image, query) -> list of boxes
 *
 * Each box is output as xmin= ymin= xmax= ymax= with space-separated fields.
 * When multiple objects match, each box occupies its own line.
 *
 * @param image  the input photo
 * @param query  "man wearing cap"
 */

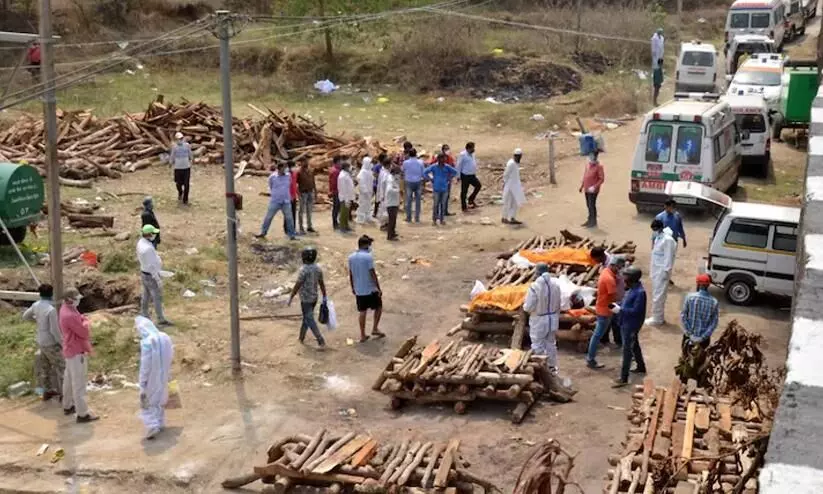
xmin=140 ymin=197 xmax=160 ymax=248
xmin=137 ymin=224 xmax=171 ymax=326
xmin=423 ymin=153 xmax=459 ymax=226
xmin=348 ymin=235 xmax=385 ymax=343
xmin=680 ymin=274 xmax=719 ymax=360
xmin=59 ymin=287 xmax=99 ymax=423
xmin=169 ymin=132 xmax=193 ymax=205
xmin=651 ymin=28 xmax=665 ymax=106
xmin=502 ymin=148 xmax=527 ymax=225
xmin=523 ymin=263 xmax=562 ymax=375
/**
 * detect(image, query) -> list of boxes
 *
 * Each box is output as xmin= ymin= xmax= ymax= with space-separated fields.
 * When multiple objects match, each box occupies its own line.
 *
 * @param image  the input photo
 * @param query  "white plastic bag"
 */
xmin=326 ymin=300 xmax=337 ymax=331
xmin=470 ymin=280 xmax=487 ymax=299
xmin=314 ymin=79 xmax=338 ymax=94
xmin=509 ymin=253 xmax=534 ymax=268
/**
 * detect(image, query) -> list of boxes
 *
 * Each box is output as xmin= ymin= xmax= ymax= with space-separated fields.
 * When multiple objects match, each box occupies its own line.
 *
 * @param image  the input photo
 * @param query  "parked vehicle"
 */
xmin=675 ymin=41 xmax=719 ymax=93
xmin=665 ymin=181 xmax=799 ymax=305
xmin=0 ymin=162 xmax=44 ymax=245
xmin=772 ymin=60 xmax=819 ymax=139
xmin=629 ymin=93 xmax=742 ymax=213
xmin=725 ymin=0 xmax=787 ymax=51
xmin=726 ymin=34 xmax=776 ymax=75
xmin=783 ymin=0 xmax=807 ymax=39
xmin=723 ymin=95 xmax=771 ymax=176
xmin=725 ymin=53 xmax=786 ymax=112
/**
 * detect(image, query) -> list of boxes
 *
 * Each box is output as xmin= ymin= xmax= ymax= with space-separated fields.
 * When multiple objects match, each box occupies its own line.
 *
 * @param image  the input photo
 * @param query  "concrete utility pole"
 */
xmin=215 ymin=11 xmax=242 ymax=373
xmin=548 ymin=132 xmax=558 ymax=185
xmin=39 ymin=0 xmax=63 ymax=302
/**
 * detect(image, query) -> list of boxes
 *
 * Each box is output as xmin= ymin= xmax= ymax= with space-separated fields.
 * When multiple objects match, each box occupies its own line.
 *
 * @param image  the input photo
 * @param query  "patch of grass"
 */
xmin=0 ymin=245 xmax=40 ymax=270
xmin=87 ymin=317 xmax=140 ymax=375
xmin=101 ymin=245 xmax=139 ymax=273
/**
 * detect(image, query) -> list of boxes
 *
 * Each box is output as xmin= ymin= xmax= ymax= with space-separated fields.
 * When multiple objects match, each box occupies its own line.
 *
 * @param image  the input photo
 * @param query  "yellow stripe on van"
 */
xmin=721 ymin=243 xmax=795 ymax=255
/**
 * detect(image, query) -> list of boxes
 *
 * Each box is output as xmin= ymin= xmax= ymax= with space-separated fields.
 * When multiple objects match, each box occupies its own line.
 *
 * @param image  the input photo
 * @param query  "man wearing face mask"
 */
xmin=136 ymin=316 xmax=173 ymax=440
xmin=137 ymin=225 xmax=172 ymax=326
xmin=59 ymin=287 xmax=99 ymax=423
xmin=646 ymin=219 xmax=677 ymax=326
xmin=168 ymin=132 xmax=192 ymax=205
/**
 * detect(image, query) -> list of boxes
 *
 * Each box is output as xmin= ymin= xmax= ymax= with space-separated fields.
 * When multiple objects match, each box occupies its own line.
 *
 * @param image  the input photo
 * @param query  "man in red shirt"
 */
xmin=586 ymin=259 xmax=620 ymax=369
xmin=27 ymin=42 xmax=41 ymax=79
xmin=329 ymin=156 xmax=341 ymax=230
xmin=283 ymin=161 xmax=299 ymax=235
xmin=59 ymin=288 xmax=99 ymax=423
xmin=579 ymin=152 xmax=605 ymax=228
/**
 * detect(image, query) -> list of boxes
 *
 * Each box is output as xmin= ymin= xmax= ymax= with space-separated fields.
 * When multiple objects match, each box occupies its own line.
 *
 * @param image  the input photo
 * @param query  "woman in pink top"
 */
xmin=579 ymin=152 xmax=605 ymax=228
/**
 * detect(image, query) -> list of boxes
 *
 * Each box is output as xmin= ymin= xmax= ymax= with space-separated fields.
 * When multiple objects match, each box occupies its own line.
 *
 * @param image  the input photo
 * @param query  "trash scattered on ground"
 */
xmin=159 ymin=270 xmax=174 ymax=278
xmin=114 ymin=232 xmax=130 ymax=241
xmin=480 ymin=217 xmax=493 ymax=225
xmin=51 ymin=448 xmax=64 ymax=463
xmin=199 ymin=279 xmax=216 ymax=288
xmin=337 ymin=407 xmax=358 ymax=418
xmin=410 ymin=258 xmax=432 ymax=267
xmin=201 ymin=364 xmax=212 ymax=373
xmin=606 ymin=405 xmax=626 ymax=411
xmin=184 ymin=247 xmax=199 ymax=255
xmin=377 ymin=97 xmax=389 ymax=103
xmin=530 ymin=114 xmax=545 ymax=121
xmin=401 ymin=275 xmax=409 ymax=280
xmin=313 ymin=79 xmax=338 ymax=94
xmin=182 ymin=289 xmax=197 ymax=298
xmin=346 ymin=338 xmax=355 ymax=346
xmin=7 ymin=381 xmax=30 ymax=398
xmin=36 ymin=444 xmax=49 ymax=456
xmin=485 ymin=97 xmax=502 ymax=104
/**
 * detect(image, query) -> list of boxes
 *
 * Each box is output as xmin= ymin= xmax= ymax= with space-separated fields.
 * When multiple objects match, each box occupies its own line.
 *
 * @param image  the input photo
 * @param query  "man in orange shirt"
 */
xmin=586 ymin=257 xmax=622 ymax=369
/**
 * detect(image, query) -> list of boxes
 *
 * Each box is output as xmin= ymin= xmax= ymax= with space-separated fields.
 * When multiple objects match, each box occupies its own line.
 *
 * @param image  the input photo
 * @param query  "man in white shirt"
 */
xmin=137 ymin=224 xmax=171 ymax=326
xmin=502 ymin=148 xmax=527 ymax=225
xmin=385 ymin=168 xmax=401 ymax=241
xmin=23 ymin=283 xmax=64 ymax=401
xmin=337 ymin=161 xmax=356 ymax=233
xmin=356 ymin=157 xmax=374 ymax=224
xmin=168 ymin=132 xmax=193 ymax=205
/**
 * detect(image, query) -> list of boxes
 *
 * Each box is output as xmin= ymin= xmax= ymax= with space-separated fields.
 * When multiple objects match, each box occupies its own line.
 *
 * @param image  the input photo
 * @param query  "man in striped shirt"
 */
xmin=680 ymin=273 xmax=719 ymax=358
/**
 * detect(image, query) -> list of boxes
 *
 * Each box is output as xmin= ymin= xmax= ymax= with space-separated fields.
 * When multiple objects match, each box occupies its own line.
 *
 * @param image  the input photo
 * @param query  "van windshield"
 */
xmin=675 ymin=126 xmax=703 ymax=165
xmin=730 ymin=13 xmax=749 ymax=27
xmin=682 ymin=51 xmax=714 ymax=67
xmin=738 ymin=42 xmax=771 ymax=54
xmin=735 ymin=113 xmax=767 ymax=132
xmin=645 ymin=123 xmax=673 ymax=163
xmin=751 ymin=13 xmax=771 ymax=27
xmin=734 ymin=69 xmax=781 ymax=86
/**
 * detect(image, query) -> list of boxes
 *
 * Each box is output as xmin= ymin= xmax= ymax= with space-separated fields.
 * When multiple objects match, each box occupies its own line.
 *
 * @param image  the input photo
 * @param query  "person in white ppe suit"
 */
xmin=646 ymin=219 xmax=677 ymax=326
xmin=502 ymin=148 xmax=527 ymax=225
xmin=376 ymin=156 xmax=391 ymax=228
xmin=356 ymin=157 xmax=374 ymax=224
xmin=523 ymin=263 xmax=561 ymax=374
xmin=136 ymin=316 xmax=174 ymax=440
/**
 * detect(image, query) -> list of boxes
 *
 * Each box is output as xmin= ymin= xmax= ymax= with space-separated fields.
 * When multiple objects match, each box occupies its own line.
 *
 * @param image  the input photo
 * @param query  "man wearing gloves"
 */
xmin=59 ymin=287 xmax=98 ymax=423
xmin=646 ymin=219 xmax=677 ymax=326
xmin=523 ymin=263 xmax=561 ymax=375
xmin=502 ymin=149 xmax=527 ymax=225
xmin=586 ymin=256 xmax=622 ymax=369
xmin=680 ymin=274 xmax=719 ymax=362
xmin=136 ymin=316 xmax=173 ymax=440
xmin=169 ymin=132 xmax=192 ymax=205
xmin=612 ymin=266 xmax=647 ymax=388
xmin=23 ymin=284 xmax=64 ymax=401
xmin=337 ymin=160 xmax=356 ymax=233
xmin=137 ymin=224 xmax=172 ymax=326
xmin=356 ymin=157 xmax=374 ymax=224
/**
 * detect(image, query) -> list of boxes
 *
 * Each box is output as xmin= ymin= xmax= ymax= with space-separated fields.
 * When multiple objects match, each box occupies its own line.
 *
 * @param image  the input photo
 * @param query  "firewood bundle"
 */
xmin=0 ymin=96 xmax=385 ymax=184
xmin=606 ymin=377 xmax=770 ymax=494
xmin=372 ymin=336 xmax=547 ymax=423
xmin=221 ymin=430 xmax=500 ymax=494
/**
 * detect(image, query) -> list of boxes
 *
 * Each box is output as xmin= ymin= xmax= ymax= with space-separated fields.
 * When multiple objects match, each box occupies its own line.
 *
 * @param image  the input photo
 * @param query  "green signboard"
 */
xmin=0 ymin=162 xmax=45 ymax=228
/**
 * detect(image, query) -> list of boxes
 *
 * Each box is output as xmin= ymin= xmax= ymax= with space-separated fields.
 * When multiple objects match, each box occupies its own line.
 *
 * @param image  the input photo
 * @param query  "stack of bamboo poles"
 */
xmin=606 ymin=378 xmax=769 ymax=494
xmin=372 ymin=337 xmax=548 ymax=423
xmin=222 ymin=430 xmax=500 ymax=494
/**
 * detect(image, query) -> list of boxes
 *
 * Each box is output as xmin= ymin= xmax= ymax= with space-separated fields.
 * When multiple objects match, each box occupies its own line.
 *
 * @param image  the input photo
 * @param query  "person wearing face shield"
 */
xmin=135 ymin=316 xmax=174 ymax=440
xmin=646 ymin=219 xmax=677 ymax=326
xmin=59 ymin=287 xmax=99 ymax=423
xmin=523 ymin=263 xmax=561 ymax=375
xmin=137 ymin=224 xmax=172 ymax=326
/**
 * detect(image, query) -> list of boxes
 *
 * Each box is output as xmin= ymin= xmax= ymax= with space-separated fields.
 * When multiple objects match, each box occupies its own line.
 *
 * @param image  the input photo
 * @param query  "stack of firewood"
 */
xmin=372 ymin=337 xmax=548 ymax=423
xmin=606 ymin=377 xmax=769 ymax=494
xmin=221 ymin=430 xmax=500 ymax=494
xmin=0 ymin=96 xmax=385 ymax=187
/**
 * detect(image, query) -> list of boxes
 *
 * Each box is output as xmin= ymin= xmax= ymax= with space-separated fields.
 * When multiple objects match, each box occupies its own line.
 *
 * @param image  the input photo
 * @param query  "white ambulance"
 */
xmin=723 ymin=95 xmax=771 ymax=176
xmin=675 ymin=41 xmax=719 ymax=93
xmin=629 ymin=93 xmax=742 ymax=213
xmin=725 ymin=0 xmax=787 ymax=51
xmin=725 ymin=53 xmax=786 ymax=112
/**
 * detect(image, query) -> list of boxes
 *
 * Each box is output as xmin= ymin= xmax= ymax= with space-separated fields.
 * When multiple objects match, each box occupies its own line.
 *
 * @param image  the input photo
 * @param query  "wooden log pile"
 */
xmin=372 ymin=336 xmax=548 ymax=423
xmin=606 ymin=377 xmax=770 ymax=494
xmin=221 ymin=430 xmax=500 ymax=494
xmin=0 ymin=96 xmax=385 ymax=186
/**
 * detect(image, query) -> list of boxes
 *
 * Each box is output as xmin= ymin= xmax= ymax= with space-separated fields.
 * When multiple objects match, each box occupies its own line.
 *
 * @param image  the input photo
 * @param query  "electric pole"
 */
xmin=40 ymin=0 xmax=63 ymax=302
xmin=214 ymin=11 xmax=242 ymax=373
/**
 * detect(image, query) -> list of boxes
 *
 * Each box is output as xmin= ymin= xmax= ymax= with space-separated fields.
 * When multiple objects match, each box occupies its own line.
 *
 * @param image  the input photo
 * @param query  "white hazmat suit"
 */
xmin=651 ymin=33 xmax=665 ymax=68
xmin=502 ymin=158 xmax=527 ymax=221
xmin=136 ymin=316 xmax=173 ymax=438
xmin=356 ymin=161 xmax=374 ymax=224
xmin=647 ymin=227 xmax=677 ymax=325
xmin=523 ymin=273 xmax=561 ymax=371
xmin=376 ymin=166 xmax=391 ymax=225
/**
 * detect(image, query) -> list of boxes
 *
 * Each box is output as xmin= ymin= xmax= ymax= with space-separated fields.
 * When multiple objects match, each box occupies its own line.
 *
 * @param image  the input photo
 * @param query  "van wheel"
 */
xmin=0 ymin=226 xmax=26 ymax=245
xmin=760 ymin=153 xmax=771 ymax=178
xmin=772 ymin=118 xmax=784 ymax=141
xmin=725 ymin=277 xmax=755 ymax=305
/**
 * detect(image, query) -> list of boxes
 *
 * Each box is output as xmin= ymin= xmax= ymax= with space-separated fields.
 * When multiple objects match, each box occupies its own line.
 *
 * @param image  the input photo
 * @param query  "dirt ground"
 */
xmin=0 ymin=29 xmax=812 ymax=494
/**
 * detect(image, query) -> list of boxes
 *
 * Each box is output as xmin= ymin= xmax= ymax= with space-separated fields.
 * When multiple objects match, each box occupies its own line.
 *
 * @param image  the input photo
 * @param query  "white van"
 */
xmin=676 ymin=42 xmax=719 ymax=93
xmin=725 ymin=0 xmax=786 ymax=51
xmin=665 ymin=182 xmax=799 ymax=305
xmin=726 ymin=35 xmax=776 ymax=75
xmin=629 ymin=93 xmax=742 ymax=213
xmin=725 ymin=53 xmax=786 ymax=112
xmin=724 ymin=95 xmax=771 ymax=175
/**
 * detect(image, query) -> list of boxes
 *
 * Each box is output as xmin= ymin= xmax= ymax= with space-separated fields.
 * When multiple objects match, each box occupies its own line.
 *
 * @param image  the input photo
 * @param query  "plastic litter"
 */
xmin=470 ymin=280 xmax=487 ymax=299
xmin=314 ymin=79 xmax=338 ymax=94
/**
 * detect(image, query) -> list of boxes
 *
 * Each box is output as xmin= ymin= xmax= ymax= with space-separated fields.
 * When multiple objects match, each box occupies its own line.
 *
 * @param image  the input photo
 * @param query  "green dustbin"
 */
xmin=0 ymin=162 xmax=45 ymax=243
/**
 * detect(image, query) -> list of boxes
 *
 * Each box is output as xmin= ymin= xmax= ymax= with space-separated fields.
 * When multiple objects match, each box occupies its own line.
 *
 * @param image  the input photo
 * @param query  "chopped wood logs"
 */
xmin=375 ymin=338 xmax=549 ymax=423
xmin=0 ymin=96 xmax=386 ymax=186
xmin=222 ymin=431 xmax=499 ymax=494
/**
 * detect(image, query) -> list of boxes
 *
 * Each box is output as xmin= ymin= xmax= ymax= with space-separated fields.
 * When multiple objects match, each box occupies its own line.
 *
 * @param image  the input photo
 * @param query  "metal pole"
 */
xmin=548 ymin=132 xmax=558 ymax=185
xmin=40 ymin=0 xmax=63 ymax=301
xmin=575 ymin=0 xmax=583 ymax=53
xmin=217 ymin=11 xmax=242 ymax=373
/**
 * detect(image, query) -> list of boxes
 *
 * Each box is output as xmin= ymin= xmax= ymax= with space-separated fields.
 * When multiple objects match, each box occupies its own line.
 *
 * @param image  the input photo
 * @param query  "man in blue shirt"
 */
xmin=680 ymin=273 xmax=719 ymax=352
xmin=456 ymin=141 xmax=481 ymax=211
xmin=612 ymin=266 xmax=647 ymax=388
xmin=402 ymin=149 xmax=425 ymax=223
xmin=348 ymin=235 xmax=385 ymax=343
xmin=255 ymin=162 xmax=296 ymax=241
xmin=655 ymin=199 xmax=687 ymax=247
xmin=423 ymin=153 xmax=459 ymax=226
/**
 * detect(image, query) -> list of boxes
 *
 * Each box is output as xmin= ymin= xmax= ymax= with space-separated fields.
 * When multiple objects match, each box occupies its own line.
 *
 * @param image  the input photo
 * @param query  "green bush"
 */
xmin=101 ymin=247 xmax=138 ymax=273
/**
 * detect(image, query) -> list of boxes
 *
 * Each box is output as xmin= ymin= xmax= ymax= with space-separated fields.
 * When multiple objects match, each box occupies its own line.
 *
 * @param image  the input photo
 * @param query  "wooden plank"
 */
xmin=641 ymin=388 xmax=664 ymax=480
xmin=671 ymin=422 xmax=685 ymax=460
xmin=682 ymin=402 xmax=697 ymax=460
xmin=372 ymin=336 xmax=417 ymax=391
xmin=504 ymin=349 xmax=524 ymax=373
xmin=254 ymin=463 xmax=365 ymax=484
xmin=660 ymin=378 xmax=681 ymax=438
xmin=350 ymin=439 xmax=378 ymax=467
xmin=510 ymin=308 xmax=527 ymax=349
xmin=421 ymin=443 xmax=444 ymax=488
xmin=694 ymin=405 xmax=710 ymax=432
xmin=434 ymin=439 xmax=460 ymax=488
xmin=410 ymin=340 xmax=441 ymax=377
xmin=718 ymin=403 xmax=733 ymax=435
xmin=0 ymin=290 xmax=39 ymax=302
xmin=673 ymin=481 xmax=694 ymax=494
xmin=312 ymin=435 xmax=372 ymax=474
xmin=652 ymin=435 xmax=671 ymax=460
xmin=642 ymin=377 xmax=655 ymax=400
